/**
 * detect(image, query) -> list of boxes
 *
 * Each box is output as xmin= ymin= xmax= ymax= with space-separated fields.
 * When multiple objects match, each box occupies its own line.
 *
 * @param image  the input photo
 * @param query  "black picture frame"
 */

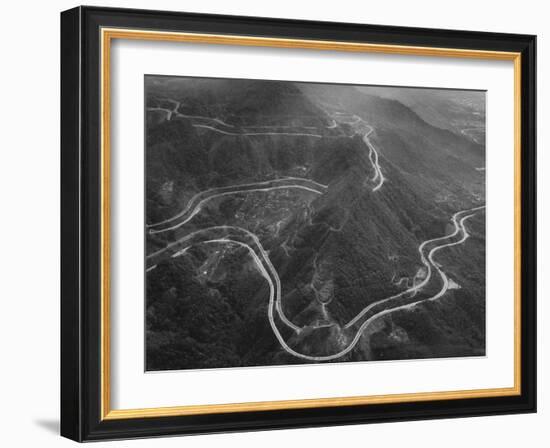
xmin=61 ymin=5 xmax=536 ymax=442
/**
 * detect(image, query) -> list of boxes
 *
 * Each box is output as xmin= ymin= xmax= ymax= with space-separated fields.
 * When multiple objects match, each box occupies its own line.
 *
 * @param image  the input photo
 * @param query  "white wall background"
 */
xmin=0 ymin=0 xmax=546 ymax=446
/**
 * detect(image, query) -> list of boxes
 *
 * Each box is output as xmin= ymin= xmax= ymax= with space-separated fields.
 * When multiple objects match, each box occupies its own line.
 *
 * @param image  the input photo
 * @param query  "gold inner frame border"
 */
xmin=99 ymin=27 xmax=522 ymax=420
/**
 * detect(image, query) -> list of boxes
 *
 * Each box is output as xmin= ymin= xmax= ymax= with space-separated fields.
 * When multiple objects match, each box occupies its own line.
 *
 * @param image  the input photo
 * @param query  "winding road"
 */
xmin=344 ymin=205 xmax=485 ymax=329
xmin=147 ymin=206 xmax=485 ymax=361
xmin=148 ymin=99 xmax=331 ymax=138
xmin=148 ymin=177 xmax=328 ymax=233
xmin=460 ymin=127 xmax=484 ymax=144
xmin=147 ymin=225 xmax=302 ymax=333
xmin=193 ymin=124 xmax=325 ymax=138
xmin=146 ymin=97 xmax=484 ymax=362
xmin=363 ymin=125 xmax=385 ymax=191
xmin=328 ymin=112 xmax=385 ymax=191
xmin=148 ymin=98 xmax=386 ymax=192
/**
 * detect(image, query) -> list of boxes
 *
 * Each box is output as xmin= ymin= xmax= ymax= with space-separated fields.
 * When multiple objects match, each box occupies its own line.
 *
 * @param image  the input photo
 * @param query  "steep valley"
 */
xmin=144 ymin=76 xmax=486 ymax=370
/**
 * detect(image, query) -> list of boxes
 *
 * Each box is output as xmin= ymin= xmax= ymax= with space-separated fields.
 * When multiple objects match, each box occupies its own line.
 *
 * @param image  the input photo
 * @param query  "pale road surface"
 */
xmin=147 ymin=225 xmax=302 ymax=333
xmin=299 ymin=206 xmax=485 ymax=361
xmin=148 ymin=98 xmax=332 ymax=137
xmin=199 ymin=238 xmax=308 ymax=359
xmin=147 ymin=178 xmax=328 ymax=233
xmin=146 ymin=99 xmax=483 ymax=361
xmin=339 ymin=211 xmax=484 ymax=359
xmin=193 ymin=123 xmax=325 ymax=138
xmin=146 ymin=206 xmax=485 ymax=361
xmin=461 ymin=127 xmax=484 ymax=144
xmin=344 ymin=205 xmax=486 ymax=328
xmin=147 ymin=98 xmax=180 ymax=121
xmin=148 ymin=98 xmax=385 ymax=192
xmin=362 ymin=125 xmax=385 ymax=191
xmin=309 ymin=206 xmax=485 ymax=361
xmin=327 ymin=111 xmax=385 ymax=192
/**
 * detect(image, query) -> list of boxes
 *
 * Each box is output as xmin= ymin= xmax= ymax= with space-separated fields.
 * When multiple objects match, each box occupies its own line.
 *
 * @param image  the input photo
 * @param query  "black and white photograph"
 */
xmin=50 ymin=3 xmax=541 ymax=443
xmin=144 ymin=76 xmax=486 ymax=371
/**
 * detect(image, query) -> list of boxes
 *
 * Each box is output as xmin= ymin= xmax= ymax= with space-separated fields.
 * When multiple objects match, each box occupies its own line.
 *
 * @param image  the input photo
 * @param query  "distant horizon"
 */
xmin=146 ymin=72 xmax=486 ymax=92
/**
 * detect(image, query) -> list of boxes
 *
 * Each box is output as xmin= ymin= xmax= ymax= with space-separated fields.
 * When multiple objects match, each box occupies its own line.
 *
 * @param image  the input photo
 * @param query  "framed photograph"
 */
xmin=60 ymin=6 xmax=536 ymax=441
